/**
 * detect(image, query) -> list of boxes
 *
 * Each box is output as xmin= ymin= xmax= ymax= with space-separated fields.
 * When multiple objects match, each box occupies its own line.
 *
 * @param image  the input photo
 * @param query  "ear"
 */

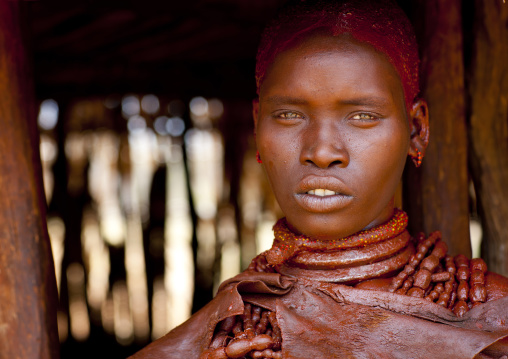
xmin=252 ymin=98 xmax=260 ymax=129
xmin=407 ymin=98 xmax=429 ymax=166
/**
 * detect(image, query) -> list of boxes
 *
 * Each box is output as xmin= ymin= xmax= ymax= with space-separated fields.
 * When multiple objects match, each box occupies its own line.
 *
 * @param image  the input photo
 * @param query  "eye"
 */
xmin=277 ymin=111 xmax=303 ymax=120
xmin=350 ymin=113 xmax=380 ymax=127
xmin=272 ymin=111 xmax=305 ymax=124
xmin=352 ymin=113 xmax=376 ymax=121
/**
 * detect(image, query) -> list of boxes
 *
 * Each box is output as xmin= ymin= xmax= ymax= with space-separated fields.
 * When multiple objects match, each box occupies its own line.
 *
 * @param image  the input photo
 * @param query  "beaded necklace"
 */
xmin=389 ymin=231 xmax=488 ymax=317
xmin=264 ymin=208 xmax=408 ymax=266
xmin=249 ymin=209 xmax=488 ymax=316
xmin=204 ymin=212 xmax=492 ymax=358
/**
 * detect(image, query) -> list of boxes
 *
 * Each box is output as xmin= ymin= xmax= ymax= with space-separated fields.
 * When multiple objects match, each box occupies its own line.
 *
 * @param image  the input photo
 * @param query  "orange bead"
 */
xmin=431 ymin=241 xmax=448 ymax=259
xmin=470 ymin=258 xmax=487 ymax=273
xmin=457 ymin=266 xmax=470 ymax=281
xmin=454 ymin=254 xmax=469 ymax=268
xmin=421 ymin=255 xmax=439 ymax=272
xmin=414 ymin=269 xmax=432 ymax=289
xmin=407 ymin=287 xmax=425 ymax=298
xmin=470 ymin=270 xmax=484 ymax=285
xmin=469 ymin=284 xmax=487 ymax=303
xmin=457 ymin=280 xmax=469 ymax=301
xmin=453 ymin=300 xmax=468 ymax=317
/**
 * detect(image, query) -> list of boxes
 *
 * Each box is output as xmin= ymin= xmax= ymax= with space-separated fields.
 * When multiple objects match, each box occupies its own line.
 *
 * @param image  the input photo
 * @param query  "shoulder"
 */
xmin=486 ymin=271 xmax=508 ymax=302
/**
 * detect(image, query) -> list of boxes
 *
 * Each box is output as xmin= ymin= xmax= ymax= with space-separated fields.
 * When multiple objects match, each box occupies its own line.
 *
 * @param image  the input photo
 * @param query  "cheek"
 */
xmin=258 ymin=134 xmax=288 ymax=182
xmin=356 ymin=129 xmax=409 ymax=186
xmin=258 ymin=124 xmax=298 ymax=166
xmin=258 ymin=130 xmax=301 ymax=202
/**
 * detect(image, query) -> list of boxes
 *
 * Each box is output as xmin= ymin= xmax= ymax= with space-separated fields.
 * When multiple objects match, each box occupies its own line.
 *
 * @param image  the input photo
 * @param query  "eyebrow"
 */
xmin=339 ymin=96 xmax=391 ymax=108
xmin=264 ymin=95 xmax=309 ymax=106
xmin=264 ymin=95 xmax=391 ymax=108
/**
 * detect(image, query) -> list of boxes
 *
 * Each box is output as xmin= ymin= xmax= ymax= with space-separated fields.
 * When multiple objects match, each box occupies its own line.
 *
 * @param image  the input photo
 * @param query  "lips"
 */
xmin=295 ymin=175 xmax=354 ymax=212
xmin=297 ymin=175 xmax=352 ymax=195
xmin=307 ymin=189 xmax=337 ymax=196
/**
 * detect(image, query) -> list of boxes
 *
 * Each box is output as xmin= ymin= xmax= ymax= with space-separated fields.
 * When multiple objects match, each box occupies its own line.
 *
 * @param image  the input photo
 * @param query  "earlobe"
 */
xmin=252 ymin=99 xmax=260 ymax=128
xmin=407 ymin=99 xmax=429 ymax=167
xmin=252 ymin=99 xmax=263 ymax=163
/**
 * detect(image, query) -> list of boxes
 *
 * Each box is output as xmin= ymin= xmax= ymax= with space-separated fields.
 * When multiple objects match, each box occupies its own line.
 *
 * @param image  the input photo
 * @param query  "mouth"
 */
xmin=297 ymin=175 xmax=353 ymax=196
xmin=306 ymin=189 xmax=339 ymax=196
xmin=295 ymin=176 xmax=354 ymax=212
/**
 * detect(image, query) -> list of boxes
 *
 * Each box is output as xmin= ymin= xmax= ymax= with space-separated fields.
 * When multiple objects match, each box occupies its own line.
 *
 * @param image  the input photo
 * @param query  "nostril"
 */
xmin=300 ymin=137 xmax=349 ymax=168
xmin=305 ymin=159 xmax=343 ymax=168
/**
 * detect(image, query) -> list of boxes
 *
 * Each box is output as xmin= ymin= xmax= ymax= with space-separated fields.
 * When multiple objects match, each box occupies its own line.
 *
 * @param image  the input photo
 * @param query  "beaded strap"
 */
xmin=200 ymin=303 xmax=282 ymax=359
xmin=389 ymin=232 xmax=488 ymax=317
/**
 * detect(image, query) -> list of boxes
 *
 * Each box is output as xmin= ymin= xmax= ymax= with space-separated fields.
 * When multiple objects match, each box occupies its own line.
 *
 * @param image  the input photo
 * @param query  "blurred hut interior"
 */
xmin=0 ymin=1 xmax=507 ymax=358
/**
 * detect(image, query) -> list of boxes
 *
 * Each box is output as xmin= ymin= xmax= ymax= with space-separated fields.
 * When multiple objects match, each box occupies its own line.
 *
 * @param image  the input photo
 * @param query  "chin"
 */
xmin=288 ymin=216 xmax=362 ymax=241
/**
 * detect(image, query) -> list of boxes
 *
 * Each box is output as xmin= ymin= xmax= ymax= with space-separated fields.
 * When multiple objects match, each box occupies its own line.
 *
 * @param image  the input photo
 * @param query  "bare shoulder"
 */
xmin=486 ymin=271 xmax=508 ymax=302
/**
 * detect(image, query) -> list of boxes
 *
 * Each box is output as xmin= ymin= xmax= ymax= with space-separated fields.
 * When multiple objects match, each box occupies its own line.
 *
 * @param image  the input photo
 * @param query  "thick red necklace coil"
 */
xmin=265 ymin=209 xmax=408 ymax=266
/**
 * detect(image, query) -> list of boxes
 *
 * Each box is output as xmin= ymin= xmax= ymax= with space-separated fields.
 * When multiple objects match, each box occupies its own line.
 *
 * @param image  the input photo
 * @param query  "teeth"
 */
xmin=315 ymin=189 xmax=325 ymax=196
xmin=307 ymin=189 xmax=337 ymax=196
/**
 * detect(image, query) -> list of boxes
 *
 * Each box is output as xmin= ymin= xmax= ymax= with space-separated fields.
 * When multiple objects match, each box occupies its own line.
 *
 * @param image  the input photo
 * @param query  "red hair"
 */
xmin=255 ymin=0 xmax=420 ymax=111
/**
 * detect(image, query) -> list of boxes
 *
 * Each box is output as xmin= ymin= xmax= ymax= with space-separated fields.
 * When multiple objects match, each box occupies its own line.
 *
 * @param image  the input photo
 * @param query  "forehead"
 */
xmin=259 ymin=35 xmax=405 ymax=106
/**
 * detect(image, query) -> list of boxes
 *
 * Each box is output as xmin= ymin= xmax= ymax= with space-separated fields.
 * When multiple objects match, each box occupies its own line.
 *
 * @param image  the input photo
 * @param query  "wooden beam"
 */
xmin=405 ymin=0 xmax=471 ymax=257
xmin=0 ymin=2 xmax=60 ymax=358
xmin=468 ymin=0 xmax=508 ymax=276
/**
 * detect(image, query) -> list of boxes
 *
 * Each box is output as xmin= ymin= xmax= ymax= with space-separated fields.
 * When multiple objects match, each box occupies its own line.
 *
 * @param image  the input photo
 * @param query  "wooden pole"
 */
xmin=468 ymin=0 xmax=508 ymax=276
xmin=0 ymin=2 xmax=60 ymax=358
xmin=405 ymin=0 xmax=471 ymax=257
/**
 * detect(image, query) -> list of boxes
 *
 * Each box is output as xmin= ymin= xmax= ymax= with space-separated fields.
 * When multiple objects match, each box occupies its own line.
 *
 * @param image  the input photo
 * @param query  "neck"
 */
xmin=265 ymin=208 xmax=409 ymax=266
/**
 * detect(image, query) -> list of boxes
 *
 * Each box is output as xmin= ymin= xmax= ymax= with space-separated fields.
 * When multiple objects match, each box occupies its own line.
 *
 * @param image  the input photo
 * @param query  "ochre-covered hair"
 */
xmin=255 ymin=0 xmax=420 ymax=110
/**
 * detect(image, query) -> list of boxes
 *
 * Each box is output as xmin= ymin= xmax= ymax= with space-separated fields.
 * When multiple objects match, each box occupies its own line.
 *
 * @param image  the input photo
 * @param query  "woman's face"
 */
xmin=255 ymin=35 xmax=411 ymax=240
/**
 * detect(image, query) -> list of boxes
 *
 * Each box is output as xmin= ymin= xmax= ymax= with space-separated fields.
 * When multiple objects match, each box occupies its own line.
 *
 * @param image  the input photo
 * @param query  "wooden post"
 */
xmin=0 ymin=2 xmax=60 ymax=359
xmin=405 ymin=0 xmax=471 ymax=257
xmin=468 ymin=0 xmax=508 ymax=276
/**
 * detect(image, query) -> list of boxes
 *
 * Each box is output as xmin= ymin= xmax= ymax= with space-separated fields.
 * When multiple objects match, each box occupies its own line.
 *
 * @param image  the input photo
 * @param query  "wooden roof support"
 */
xmin=468 ymin=0 xmax=508 ymax=276
xmin=405 ymin=0 xmax=471 ymax=257
xmin=0 ymin=2 xmax=60 ymax=358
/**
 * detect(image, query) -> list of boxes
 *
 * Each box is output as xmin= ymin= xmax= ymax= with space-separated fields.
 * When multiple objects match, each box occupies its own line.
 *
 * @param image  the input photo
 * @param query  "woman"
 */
xmin=131 ymin=1 xmax=508 ymax=358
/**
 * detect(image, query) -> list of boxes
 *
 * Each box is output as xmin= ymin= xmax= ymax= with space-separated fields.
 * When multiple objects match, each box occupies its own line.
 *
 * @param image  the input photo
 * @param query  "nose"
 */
xmin=300 ymin=121 xmax=349 ymax=168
